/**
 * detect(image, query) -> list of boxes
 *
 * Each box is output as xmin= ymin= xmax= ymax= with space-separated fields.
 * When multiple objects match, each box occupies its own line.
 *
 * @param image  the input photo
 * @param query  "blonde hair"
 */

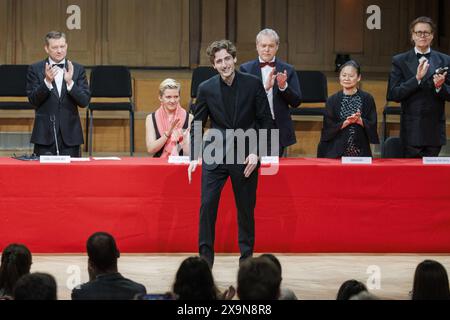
xmin=159 ymin=78 xmax=181 ymax=97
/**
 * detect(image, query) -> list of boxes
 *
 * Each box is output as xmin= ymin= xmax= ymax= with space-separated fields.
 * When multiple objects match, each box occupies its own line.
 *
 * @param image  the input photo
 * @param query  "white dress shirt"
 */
xmin=259 ymin=57 xmax=287 ymax=120
xmin=44 ymin=58 xmax=74 ymax=96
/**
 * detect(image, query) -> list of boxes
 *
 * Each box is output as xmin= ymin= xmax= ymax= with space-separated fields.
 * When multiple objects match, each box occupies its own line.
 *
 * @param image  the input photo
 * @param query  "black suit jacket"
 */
xmin=26 ymin=59 xmax=91 ymax=146
xmin=388 ymin=49 xmax=450 ymax=146
xmin=190 ymin=71 xmax=275 ymax=170
xmin=240 ymin=58 xmax=302 ymax=147
xmin=318 ymin=90 xmax=379 ymax=158
xmin=71 ymin=273 xmax=146 ymax=300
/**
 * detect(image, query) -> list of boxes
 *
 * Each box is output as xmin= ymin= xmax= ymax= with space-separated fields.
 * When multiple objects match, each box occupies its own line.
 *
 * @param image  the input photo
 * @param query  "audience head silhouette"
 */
xmin=87 ymin=232 xmax=120 ymax=276
xmin=336 ymin=279 xmax=368 ymax=300
xmin=259 ymin=254 xmax=283 ymax=275
xmin=237 ymin=256 xmax=281 ymax=300
xmin=173 ymin=256 xmax=218 ymax=300
xmin=349 ymin=291 xmax=380 ymax=300
xmin=259 ymin=253 xmax=298 ymax=300
xmin=0 ymin=243 xmax=32 ymax=297
xmin=13 ymin=272 xmax=57 ymax=300
xmin=412 ymin=259 xmax=450 ymax=300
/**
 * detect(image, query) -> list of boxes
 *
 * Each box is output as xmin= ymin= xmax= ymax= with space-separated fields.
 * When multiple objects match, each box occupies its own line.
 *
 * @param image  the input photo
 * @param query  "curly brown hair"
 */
xmin=206 ymin=40 xmax=236 ymax=65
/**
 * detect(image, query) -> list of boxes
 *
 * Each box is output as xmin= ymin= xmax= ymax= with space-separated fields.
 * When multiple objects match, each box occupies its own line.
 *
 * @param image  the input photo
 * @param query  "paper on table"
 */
xmin=261 ymin=156 xmax=279 ymax=164
xmin=70 ymin=157 xmax=91 ymax=162
xmin=168 ymin=156 xmax=190 ymax=164
xmin=92 ymin=157 xmax=122 ymax=161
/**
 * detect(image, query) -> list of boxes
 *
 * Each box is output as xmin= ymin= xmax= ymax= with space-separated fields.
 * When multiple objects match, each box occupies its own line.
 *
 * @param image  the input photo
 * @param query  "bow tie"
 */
xmin=52 ymin=63 xmax=65 ymax=69
xmin=416 ymin=53 xmax=431 ymax=60
xmin=260 ymin=61 xmax=276 ymax=68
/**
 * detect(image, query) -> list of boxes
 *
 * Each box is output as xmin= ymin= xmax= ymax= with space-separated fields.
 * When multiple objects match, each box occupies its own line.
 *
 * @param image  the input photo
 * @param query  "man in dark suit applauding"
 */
xmin=240 ymin=29 xmax=302 ymax=156
xmin=388 ymin=17 xmax=450 ymax=158
xmin=188 ymin=40 xmax=274 ymax=268
xmin=27 ymin=31 xmax=90 ymax=157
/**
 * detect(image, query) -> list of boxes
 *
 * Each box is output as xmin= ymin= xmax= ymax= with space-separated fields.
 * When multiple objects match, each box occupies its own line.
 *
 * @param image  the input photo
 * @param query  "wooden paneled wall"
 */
xmin=0 ymin=0 xmax=11 ymax=64
xmin=196 ymin=0 xmax=447 ymax=72
xmin=0 ymin=0 xmax=447 ymax=70
xmin=0 ymin=0 xmax=190 ymax=66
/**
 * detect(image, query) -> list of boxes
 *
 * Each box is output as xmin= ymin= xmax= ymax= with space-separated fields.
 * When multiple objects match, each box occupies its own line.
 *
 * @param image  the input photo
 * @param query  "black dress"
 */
xmin=318 ymin=90 xmax=379 ymax=158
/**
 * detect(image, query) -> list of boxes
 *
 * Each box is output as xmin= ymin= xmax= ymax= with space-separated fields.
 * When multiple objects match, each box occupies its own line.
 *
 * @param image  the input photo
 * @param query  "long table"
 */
xmin=1 ymin=158 xmax=449 ymax=253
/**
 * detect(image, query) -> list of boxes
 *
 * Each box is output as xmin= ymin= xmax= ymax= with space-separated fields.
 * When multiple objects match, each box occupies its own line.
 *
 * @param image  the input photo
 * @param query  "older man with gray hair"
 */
xmin=240 ymin=28 xmax=302 ymax=157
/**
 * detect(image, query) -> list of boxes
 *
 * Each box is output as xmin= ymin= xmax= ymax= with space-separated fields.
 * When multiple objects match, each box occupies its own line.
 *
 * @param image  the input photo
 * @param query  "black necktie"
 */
xmin=52 ymin=63 xmax=65 ymax=69
xmin=416 ymin=53 xmax=431 ymax=60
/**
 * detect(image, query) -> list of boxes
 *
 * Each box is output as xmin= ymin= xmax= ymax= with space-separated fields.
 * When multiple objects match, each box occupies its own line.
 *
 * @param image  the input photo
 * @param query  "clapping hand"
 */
xmin=45 ymin=63 xmax=59 ymax=83
xmin=347 ymin=111 xmax=361 ymax=124
xmin=64 ymin=60 xmax=74 ymax=86
xmin=165 ymin=118 xmax=181 ymax=139
xmin=276 ymin=70 xmax=288 ymax=90
xmin=342 ymin=110 xmax=362 ymax=128
xmin=265 ymin=68 xmax=277 ymax=91
xmin=433 ymin=72 xmax=447 ymax=89
xmin=416 ymin=59 xmax=429 ymax=82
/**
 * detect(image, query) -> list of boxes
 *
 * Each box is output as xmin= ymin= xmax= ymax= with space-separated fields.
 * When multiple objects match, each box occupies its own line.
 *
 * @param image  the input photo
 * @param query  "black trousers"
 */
xmin=199 ymin=163 xmax=258 ymax=267
xmin=404 ymin=145 xmax=441 ymax=158
xmin=33 ymin=129 xmax=81 ymax=157
xmin=278 ymin=146 xmax=287 ymax=157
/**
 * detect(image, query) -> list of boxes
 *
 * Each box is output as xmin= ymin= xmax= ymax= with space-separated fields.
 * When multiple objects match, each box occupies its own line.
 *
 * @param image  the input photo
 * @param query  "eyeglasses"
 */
xmin=413 ymin=31 xmax=432 ymax=38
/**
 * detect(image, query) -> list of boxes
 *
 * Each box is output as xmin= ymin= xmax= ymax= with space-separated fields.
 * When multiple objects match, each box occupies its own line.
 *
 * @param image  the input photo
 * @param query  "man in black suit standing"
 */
xmin=27 ymin=31 xmax=90 ymax=157
xmin=388 ymin=17 xmax=450 ymax=158
xmin=240 ymin=28 xmax=302 ymax=157
xmin=188 ymin=40 xmax=274 ymax=268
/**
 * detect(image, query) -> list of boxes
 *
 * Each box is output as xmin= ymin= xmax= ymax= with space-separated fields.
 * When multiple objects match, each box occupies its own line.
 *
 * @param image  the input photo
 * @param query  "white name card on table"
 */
xmin=261 ymin=156 xmax=280 ymax=164
xmin=39 ymin=155 xmax=71 ymax=164
xmin=168 ymin=156 xmax=191 ymax=164
xmin=341 ymin=157 xmax=372 ymax=165
xmin=423 ymin=157 xmax=450 ymax=165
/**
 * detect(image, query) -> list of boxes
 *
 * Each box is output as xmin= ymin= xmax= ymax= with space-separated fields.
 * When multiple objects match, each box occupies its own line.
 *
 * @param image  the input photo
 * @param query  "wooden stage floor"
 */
xmin=31 ymin=253 xmax=450 ymax=300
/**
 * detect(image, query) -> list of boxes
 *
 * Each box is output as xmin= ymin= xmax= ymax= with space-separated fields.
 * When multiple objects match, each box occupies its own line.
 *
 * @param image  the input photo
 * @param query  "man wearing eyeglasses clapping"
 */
xmin=388 ymin=17 xmax=450 ymax=158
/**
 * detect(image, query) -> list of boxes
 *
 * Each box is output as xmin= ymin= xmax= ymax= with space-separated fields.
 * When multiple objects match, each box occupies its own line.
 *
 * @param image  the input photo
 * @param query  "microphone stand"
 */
xmin=50 ymin=115 xmax=60 ymax=156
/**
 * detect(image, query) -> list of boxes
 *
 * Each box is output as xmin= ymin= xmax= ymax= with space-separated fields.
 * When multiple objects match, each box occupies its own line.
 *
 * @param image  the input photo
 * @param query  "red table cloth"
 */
xmin=1 ymin=158 xmax=449 ymax=253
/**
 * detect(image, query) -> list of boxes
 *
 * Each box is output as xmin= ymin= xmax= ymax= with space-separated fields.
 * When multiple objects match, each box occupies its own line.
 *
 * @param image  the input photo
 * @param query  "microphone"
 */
xmin=50 ymin=115 xmax=60 ymax=156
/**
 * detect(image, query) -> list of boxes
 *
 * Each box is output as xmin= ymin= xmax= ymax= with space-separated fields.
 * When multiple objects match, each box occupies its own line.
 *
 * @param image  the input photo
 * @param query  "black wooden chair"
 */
xmin=188 ymin=66 xmax=218 ymax=114
xmin=290 ymin=70 xmax=328 ymax=117
xmin=85 ymin=66 xmax=134 ymax=156
xmin=0 ymin=65 xmax=34 ymax=110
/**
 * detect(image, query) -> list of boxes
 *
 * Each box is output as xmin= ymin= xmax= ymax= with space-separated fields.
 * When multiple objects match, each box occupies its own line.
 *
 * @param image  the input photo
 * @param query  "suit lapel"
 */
xmin=251 ymin=59 xmax=263 ymax=81
xmin=43 ymin=59 xmax=59 ymax=100
xmin=406 ymin=49 xmax=419 ymax=77
xmin=422 ymin=50 xmax=439 ymax=83
xmin=60 ymin=81 xmax=67 ymax=100
xmin=51 ymin=80 xmax=60 ymax=99
xmin=59 ymin=61 xmax=70 ymax=100
xmin=274 ymin=58 xmax=284 ymax=94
